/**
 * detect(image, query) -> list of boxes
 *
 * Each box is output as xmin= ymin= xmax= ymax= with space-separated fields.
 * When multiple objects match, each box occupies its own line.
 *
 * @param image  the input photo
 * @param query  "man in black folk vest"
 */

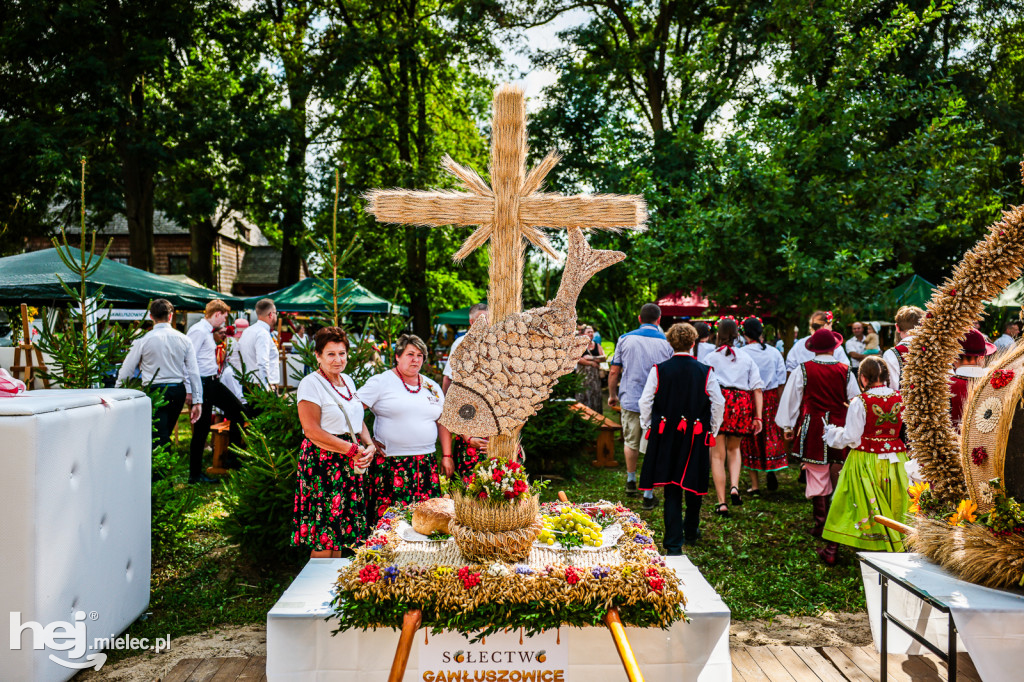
xmin=638 ymin=323 xmax=725 ymax=554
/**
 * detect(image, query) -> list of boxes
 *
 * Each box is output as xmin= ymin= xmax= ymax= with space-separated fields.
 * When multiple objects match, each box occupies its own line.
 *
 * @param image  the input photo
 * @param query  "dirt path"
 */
xmin=75 ymin=613 xmax=873 ymax=680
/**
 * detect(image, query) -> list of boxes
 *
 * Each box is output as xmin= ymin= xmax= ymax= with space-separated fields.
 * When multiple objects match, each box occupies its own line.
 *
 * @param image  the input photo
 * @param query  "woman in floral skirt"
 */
xmin=292 ymin=327 xmax=375 ymax=558
xmin=360 ymin=334 xmax=452 ymax=522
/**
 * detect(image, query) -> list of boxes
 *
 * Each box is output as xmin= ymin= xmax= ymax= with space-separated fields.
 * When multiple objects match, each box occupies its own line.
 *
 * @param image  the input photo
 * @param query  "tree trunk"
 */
xmin=189 ymin=217 xmax=218 ymax=287
xmin=278 ymin=107 xmax=307 ymax=287
xmin=118 ymin=81 xmax=156 ymax=272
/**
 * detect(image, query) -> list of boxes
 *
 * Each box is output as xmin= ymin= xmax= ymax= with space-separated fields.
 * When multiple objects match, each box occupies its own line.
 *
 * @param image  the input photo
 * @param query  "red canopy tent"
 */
xmin=656 ymin=288 xmax=772 ymax=318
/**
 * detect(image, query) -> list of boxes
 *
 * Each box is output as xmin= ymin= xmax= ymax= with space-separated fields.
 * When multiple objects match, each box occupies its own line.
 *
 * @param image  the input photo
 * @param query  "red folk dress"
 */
xmin=797 ymin=360 xmax=852 ymax=466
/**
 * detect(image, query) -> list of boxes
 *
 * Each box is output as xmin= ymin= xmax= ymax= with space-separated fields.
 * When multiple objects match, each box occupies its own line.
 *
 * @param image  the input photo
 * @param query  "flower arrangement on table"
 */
xmin=331 ymin=503 xmax=686 ymax=640
xmin=440 ymin=457 xmax=547 ymax=503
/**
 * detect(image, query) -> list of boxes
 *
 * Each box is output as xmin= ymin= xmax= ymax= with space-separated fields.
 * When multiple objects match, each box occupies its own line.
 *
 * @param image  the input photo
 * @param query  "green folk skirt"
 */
xmin=822 ymin=448 xmax=911 ymax=552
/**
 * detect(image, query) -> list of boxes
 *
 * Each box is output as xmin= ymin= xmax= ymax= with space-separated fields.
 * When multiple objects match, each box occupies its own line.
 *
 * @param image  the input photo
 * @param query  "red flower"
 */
xmin=300 ymin=524 xmax=309 ymax=537
xmin=333 ymin=470 xmax=342 ymax=480
xmin=508 ymin=461 xmax=521 ymax=471
xmin=457 ymin=566 xmax=481 ymax=588
xmin=648 ymin=577 xmax=665 ymax=592
xmin=971 ymin=447 xmax=988 ymax=465
xmin=646 ymin=567 xmax=660 ymax=577
xmin=991 ymin=370 xmax=1015 ymax=390
xmin=512 ymin=479 xmax=528 ymax=495
xmin=332 ymin=494 xmax=342 ymax=509
xmin=293 ymin=531 xmax=300 ymax=544
xmin=477 ymin=490 xmax=488 ymax=499
xmin=565 ymin=567 xmax=581 ymax=585
xmin=492 ymin=469 xmax=505 ymax=482
xmin=319 ymin=533 xmax=330 ymax=546
xmin=359 ymin=564 xmax=381 ymax=584
xmin=394 ymin=475 xmax=404 ymax=487
xmin=430 ymin=473 xmax=439 ymax=484
xmin=504 ymin=489 xmax=517 ymax=499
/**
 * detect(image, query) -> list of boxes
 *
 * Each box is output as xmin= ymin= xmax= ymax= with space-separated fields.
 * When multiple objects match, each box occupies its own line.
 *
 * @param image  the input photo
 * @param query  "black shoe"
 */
xmin=641 ymin=496 xmax=657 ymax=510
xmin=188 ymin=474 xmax=219 ymax=484
xmin=714 ymin=503 xmax=730 ymax=517
xmin=730 ymin=486 xmax=743 ymax=506
xmin=746 ymin=488 xmax=762 ymax=496
xmin=625 ymin=480 xmax=639 ymax=497
xmin=767 ymin=471 xmax=779 ymax=491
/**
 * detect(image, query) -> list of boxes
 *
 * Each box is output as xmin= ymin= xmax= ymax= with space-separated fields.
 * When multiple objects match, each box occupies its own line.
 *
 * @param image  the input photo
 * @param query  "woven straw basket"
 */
xmin=451 ymin=492 xmax=541 ymax=561
xmin=450 ymin=518 xmax=544 ymax=563
xmin=452 ymin=492 xmax=539 ymax=532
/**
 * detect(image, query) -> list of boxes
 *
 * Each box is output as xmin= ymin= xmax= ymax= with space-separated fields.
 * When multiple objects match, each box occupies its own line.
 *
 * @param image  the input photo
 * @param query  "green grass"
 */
xmin=539 ymin=465 xmax=866 ymax=621
xmin=111 ymin=424 xmax=866 ymax=663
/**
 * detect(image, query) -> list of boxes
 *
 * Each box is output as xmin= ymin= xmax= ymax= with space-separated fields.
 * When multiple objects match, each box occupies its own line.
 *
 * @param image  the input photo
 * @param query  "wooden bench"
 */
xmin=569 ymin=402 xmax=622 ymax=467
xmin=206 ymin=420 xmax=232 ymax=476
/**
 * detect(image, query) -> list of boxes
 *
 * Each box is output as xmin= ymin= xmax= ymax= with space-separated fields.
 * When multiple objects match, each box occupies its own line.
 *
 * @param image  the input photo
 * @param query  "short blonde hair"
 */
xmin=205 ymin=299 xmax=231 ymax=317
xmin=666 ymin=323 xmax=697 ymax=353
xmin=895 ymin=306 xmax=926 ymax=332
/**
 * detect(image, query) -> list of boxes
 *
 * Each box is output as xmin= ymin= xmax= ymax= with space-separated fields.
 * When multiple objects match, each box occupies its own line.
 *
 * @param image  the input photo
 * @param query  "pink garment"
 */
xmin=0 ymin=368 xmax=26 ymax=397
xmin=804 ymin=463 xmax=836 ymax=498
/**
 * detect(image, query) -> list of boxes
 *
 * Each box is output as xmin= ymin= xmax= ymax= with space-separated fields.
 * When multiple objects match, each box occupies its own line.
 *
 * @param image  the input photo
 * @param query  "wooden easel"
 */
xmin=11 ymin=303 xmax=50 ymax=388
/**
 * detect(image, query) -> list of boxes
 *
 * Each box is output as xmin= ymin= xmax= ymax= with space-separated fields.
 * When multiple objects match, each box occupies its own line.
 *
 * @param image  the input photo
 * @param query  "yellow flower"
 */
xmin=956 ymin=499 xmax=978 ymax=524
xmin=907 ymin=481 xmax=929 ymax=515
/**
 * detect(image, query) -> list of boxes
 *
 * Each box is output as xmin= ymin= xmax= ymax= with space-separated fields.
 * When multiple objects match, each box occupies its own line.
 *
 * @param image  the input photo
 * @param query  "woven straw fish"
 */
xmin=441 ymin=228 xmax=623 ymax=436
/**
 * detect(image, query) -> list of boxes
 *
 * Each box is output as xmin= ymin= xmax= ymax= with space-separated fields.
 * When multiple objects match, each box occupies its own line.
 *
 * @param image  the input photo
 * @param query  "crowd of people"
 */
xmin=112 ymin=292 xmax=1013 ymax=561
xmin=613 ymin=301 xmax=1011 ymax=562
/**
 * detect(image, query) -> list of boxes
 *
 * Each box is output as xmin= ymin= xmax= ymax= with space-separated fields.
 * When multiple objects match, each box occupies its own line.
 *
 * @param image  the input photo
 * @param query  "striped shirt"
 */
xmin=610 ymin=324 xmax=673 ymax=413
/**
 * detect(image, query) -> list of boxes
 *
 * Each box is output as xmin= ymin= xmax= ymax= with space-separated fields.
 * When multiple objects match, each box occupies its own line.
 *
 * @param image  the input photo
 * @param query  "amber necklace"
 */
xmin=394 ymin=367 xmax=422 ymax=393
xmin=318 ymin=369 xmax=353 ymax=401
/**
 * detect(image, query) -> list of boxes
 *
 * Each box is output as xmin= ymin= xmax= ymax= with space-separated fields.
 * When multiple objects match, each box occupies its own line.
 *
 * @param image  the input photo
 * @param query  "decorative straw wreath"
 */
xmin=902 ymin=165 xmax=1024 ymax=588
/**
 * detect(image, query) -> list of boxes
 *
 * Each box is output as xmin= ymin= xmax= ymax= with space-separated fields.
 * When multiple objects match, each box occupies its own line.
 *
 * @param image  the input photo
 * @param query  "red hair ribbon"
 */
xmin=717 ymin=344 xmax=735 ymax=357
xmin=825 ymin=310 xmax=834 ymax=323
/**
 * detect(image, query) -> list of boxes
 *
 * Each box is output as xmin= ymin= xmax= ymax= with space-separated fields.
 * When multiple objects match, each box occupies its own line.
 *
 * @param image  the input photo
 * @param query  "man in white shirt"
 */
xmin=845 ymin=321 xmax=868 ymax=374
xmin=882 ymin=306 xmax=925 ymax=390
xmin=234 ymin=298 xmax=279 ymax=403
xmin=116 ymin=298 xmax=202 ymax=452
xmin=442 ymin=302 xmax=488 ymax=393
xmin=187 ymin=300 xmax=249 ymax=483
xmin=994 ymin=320 xmax=1019 ymax=351
xmin=785 ymin=310 xmax=850 ymax=371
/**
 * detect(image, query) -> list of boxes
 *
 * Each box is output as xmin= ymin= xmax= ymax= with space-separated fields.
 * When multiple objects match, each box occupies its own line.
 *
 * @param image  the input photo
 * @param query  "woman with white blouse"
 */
xmin=737 ymin=317 xmax=788 ymax=495
xmin=292 ymin=327 xmax=375 ymax=558
xmin=360 ymin=334 xmax=452 ymax=522
xmin=704 ymin=318 xmax=765 ymax=515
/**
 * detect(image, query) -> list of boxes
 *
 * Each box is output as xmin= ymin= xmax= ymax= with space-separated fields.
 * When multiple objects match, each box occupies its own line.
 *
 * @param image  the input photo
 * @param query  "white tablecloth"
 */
xmin=266 ymin=556 xmax=731 ymax=681
xmin=859 ymin=552 xmax=1024 ymax=682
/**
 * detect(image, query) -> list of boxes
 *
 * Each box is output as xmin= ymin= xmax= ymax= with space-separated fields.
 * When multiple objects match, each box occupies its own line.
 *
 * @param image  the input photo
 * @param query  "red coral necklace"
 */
xmin=318 ymin=369 xmax=353 ymax=401
xmin=394 ymin=367 xmax=422 ymax=393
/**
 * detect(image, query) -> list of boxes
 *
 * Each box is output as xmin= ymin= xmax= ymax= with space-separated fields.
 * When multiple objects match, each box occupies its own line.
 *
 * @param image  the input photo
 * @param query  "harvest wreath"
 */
xmin=330 ymin=502 xmax=686 ymax=640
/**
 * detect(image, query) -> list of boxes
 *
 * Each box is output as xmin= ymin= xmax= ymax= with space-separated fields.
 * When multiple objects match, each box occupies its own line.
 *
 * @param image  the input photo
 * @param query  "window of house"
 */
xmin=110 ymin=256 xmax=130 ymax=265
xmin=167 ymin=255 xmax=189 ymax=275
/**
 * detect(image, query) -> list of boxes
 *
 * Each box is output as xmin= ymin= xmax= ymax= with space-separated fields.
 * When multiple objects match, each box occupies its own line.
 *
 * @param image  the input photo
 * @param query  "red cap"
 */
xmin=960 ymin=329 xmax=996 ymax=357
xmin=806 ymin=328 xmax=843 ymax=354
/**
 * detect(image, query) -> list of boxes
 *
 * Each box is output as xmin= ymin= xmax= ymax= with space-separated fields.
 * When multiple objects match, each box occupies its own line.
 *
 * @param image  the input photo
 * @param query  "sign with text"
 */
xmin=419 ymin=629 xmax=567 ymax=682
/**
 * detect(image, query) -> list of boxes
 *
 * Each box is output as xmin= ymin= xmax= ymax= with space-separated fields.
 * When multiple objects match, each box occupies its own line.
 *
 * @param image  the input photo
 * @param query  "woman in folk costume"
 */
xmin=704 ymin=317 xmax=764 ymax=515
xmin=776 ymin=327 xmax=860 ymax=537
xmin=950 ymin=328 xmax=996 ymax=430
xmin=737 ymin=317 xmax=787 ymax=494
xmin=638 ymin=323 xmax=725 ymax=552
xmin=818 ymin=357 xmax=910 ymax=565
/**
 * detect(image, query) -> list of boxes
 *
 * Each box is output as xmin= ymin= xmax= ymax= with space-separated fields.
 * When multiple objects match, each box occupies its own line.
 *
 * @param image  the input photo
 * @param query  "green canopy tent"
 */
xmin=864 ymin=274 xmax=936 ymax=317
xmin=987 ymin=277 xmax=1024 ymax=308
xmin=434 ymin=304 xmax=480 ymax=326
xmin=0 ymin=248 xmax=243 ymax=309
xmin=243 ymin=277 xmax=407 ymax=315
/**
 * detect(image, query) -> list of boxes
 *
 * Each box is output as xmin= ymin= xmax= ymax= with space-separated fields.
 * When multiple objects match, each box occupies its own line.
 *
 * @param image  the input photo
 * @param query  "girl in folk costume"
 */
xmin=776 ymin=328 xmax=860 ymax=537
xmin=737 ymin=317 xmax=787 ymax=494
xmin=819 ymin=357 xmax=911 ymax=565
xmin=950 ymin=328 xmax=996 ymax=430
xmin=705 ymin=318 xmax=765 ymax=515
xmin=638 ymin=324 xmax=725 ymax=551
xmin=882 ymin=305 xmax=925 ymax=391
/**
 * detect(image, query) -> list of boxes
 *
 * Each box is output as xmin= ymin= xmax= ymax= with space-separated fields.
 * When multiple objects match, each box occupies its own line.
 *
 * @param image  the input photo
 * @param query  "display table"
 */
xmin=0 ymin=389 xmax=151 ymax=682
xmin=859 ymin=552 xmax=1024 ymax=681
xmin=267 ymin=556 xmax=731 ymax=681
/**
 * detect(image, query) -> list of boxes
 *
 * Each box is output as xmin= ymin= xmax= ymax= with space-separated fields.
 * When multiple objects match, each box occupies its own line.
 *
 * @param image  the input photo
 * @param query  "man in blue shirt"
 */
xmin=609 ymin=303 xmax=673 ymax=508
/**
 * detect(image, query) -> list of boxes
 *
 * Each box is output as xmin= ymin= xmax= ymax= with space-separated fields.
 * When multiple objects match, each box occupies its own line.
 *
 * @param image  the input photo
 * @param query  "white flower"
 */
xmin=486 ymin=563 xmax=511 ymax=577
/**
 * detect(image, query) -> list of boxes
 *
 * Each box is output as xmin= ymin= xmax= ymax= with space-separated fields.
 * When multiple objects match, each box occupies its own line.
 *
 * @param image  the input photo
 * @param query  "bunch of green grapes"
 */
xmin=537 ymin=507 xmax=603 ymax=548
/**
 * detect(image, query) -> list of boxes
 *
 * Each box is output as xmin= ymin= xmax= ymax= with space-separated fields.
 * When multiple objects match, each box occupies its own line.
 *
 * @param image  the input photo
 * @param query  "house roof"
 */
xmin=61 ymin=206 xmax=269 ymax=246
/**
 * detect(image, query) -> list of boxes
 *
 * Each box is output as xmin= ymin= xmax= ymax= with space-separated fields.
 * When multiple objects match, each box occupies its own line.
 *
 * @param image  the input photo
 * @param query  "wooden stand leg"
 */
xmin=388 ymin=608 xmax=422 ymax=682
xmin=592 ymin=430 xmax=618 ymax=467
xmin=604 ymin=607 xmax=644 ymax=682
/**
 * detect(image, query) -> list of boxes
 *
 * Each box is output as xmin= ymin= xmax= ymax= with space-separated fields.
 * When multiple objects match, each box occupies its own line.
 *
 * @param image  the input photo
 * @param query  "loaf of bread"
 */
xmin=412 ymin=497 xmax=455 ymax=535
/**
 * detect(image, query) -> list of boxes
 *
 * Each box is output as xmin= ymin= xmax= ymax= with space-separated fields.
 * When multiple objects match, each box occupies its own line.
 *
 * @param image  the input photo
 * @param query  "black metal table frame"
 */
xmin=861 ymin=557 xmax=958 ymax=682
